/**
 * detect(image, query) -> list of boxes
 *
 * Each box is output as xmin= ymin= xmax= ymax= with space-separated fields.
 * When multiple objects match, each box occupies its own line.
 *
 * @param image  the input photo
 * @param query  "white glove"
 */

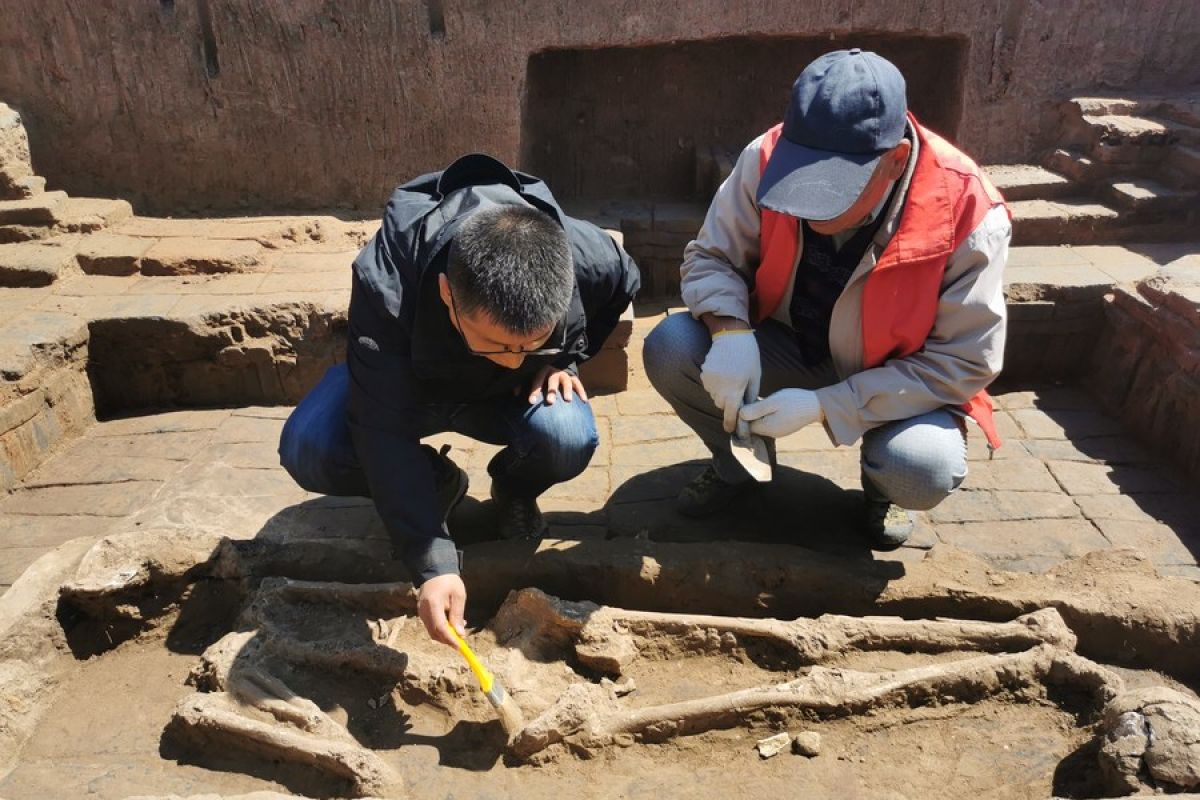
xmin=739 ymin=388 xmax=822 ymax=439
xmin=700 ymin=329 xmax=762 ymax=434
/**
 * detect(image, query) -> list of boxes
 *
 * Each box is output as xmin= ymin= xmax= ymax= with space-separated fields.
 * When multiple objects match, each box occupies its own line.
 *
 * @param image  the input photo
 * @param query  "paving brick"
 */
xmin=66 ymin=430 xmax=216 ymax=461
xmin=231 ymin=406 xmax=294 ymax=420
xmin=776 ymin=450 xmax=861 ymax=488
xmin=94 ymin=409 xmax=230 ymax=437
xmin=1020 ymin=436 xmax=1155 ymax=465
xmin=267 ymin=251 xmax=358 ymax=272
xmin=1045 ymin=460 xmax=1179 ymax=496
xmin=0 ymin=311 xmax=85 ymax=349
xmin=21 ymin=453 xmax=184 ymax=487
xmin=0 ymin=513 xmax=115 ymax=550
xmin=609 ymin=413 xmax=695 ymax=446
xmin=163 ymin=461 xmax=306 ymax=498
xmin=1075 ymin=494 xmax=1200 ymax=531
xmin=1010 ymin=407 xmax=1124 ymax=440
xmin=209 ymin=414 xmax=286 ymax=444
xmin=74 ymin=233 xmax=154 ymax=275
xmin=52 ymin=274 xmax=137 ymax=296
xmin=0 ymin=480 xmax=163 ymax=517
xmin=1003 ymin=265 xmax=1113 ymax=301
xmin=1093 ymin=519 xmax=1198 ymax=566
xmin=140 ymin=238 xmax=263 ymax=276
xmin=928 ymin=490 xmax=1080 ymax=524
xmin=934 ymin=519 xmax=1110 ymax=562
xmin=611 ymin=438 xmax=710 ymax=467
xmin=776 ymin=425 xmax=836 ymax=452
xmin=609 ymin=463 xmax=694 ymax=504
xmin=965 ymin=459 xmax=1060 ymax=492
xmin=614 ymin=387 xmax=673 ymax=415
xmin=124 ymin=492 xmax=294 ymax=540
xmin=540 ymin=466 xmax=610 ymax=505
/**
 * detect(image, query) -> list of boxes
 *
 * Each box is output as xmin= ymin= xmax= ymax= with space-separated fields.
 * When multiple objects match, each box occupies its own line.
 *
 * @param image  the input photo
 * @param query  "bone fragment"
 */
xmin=170 ymin=693 xmax=404 ymax=797
xmin=511 ymin=644 xmax=1122 ymax=760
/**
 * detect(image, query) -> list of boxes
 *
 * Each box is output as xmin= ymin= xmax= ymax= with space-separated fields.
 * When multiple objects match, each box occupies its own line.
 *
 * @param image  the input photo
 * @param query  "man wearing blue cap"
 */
xmin=643 ymin=49 xmax=1011 ymax=548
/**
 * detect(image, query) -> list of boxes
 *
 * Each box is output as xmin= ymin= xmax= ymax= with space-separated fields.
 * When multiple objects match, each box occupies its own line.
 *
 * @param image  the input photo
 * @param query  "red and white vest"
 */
xmin=753 ymin=114 xmax=1009 ymax=449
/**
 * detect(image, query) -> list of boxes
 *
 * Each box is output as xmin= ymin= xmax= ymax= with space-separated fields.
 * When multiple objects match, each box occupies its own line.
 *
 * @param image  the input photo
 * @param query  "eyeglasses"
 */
xmin=446 ymin=280 xmax=565 ymax=357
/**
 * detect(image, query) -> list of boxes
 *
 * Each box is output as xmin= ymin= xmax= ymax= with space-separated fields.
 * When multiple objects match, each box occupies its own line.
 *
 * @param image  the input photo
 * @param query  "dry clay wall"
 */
xmin=0 ymin=0 xmax=1198 ymax=213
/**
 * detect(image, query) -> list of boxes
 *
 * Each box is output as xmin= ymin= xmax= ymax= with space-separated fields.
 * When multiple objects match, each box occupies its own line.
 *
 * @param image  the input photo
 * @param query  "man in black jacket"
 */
xmin=279 ymin=154 xmax=640 ymax=646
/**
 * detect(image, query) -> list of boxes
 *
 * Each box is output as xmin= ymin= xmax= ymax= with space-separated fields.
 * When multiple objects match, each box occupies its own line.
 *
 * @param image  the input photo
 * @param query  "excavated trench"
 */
xmin=2 ymin=286 xmax=1200 ymax=799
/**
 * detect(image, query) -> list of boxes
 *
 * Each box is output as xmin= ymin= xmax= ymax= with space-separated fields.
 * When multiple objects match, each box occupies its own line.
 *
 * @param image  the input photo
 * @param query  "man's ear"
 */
xmin=438 ymin=273 xmax=452 ymax=310
xmin=886 ymin=140 xmax=912 ymax=180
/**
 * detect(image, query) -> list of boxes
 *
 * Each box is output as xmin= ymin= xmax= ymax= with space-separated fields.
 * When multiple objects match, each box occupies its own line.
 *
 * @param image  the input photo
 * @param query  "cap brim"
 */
xmin=756 ymin=137 xmax=884 ymax=221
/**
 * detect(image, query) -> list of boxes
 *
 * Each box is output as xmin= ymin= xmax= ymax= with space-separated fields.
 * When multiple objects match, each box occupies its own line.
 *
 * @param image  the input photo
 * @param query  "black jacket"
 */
xmin=347 ymin=154 xmax=640 ymax=583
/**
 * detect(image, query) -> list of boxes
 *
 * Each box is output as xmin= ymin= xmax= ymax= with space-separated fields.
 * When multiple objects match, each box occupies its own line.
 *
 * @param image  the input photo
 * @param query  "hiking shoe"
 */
xmin=490 ymin=483 xmax=548 ymax=540
xmin=861 ymin=499 xmax=914 ymax=550
xmin=676 ymin=464 xmax=755 ymax=518
xmin=424 ymin=443 xmax=469 ymax=521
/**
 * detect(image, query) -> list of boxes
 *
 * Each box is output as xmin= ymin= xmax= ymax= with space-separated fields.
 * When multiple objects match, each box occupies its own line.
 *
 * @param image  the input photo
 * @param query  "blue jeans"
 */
xmin=279 ymin=364 xmax=599 ymax=499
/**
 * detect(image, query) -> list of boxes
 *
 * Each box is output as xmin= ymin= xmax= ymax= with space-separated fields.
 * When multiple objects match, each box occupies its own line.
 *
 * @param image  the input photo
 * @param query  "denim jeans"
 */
xmin=642 ymin=313 xmax=968 ymax=510
xmin=279 ymin=363 xmax=599 ymax=500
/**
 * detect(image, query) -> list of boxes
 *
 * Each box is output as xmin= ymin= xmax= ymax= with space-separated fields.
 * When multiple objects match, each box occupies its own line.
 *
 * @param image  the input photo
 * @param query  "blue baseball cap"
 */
xmin=757 ymin=49 xmax=908 ymax=221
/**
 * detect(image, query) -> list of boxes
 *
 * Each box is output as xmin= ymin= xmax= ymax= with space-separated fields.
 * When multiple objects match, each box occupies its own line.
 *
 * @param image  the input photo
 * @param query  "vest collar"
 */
xmin=874 ymin=113 xmax=958 ymax=267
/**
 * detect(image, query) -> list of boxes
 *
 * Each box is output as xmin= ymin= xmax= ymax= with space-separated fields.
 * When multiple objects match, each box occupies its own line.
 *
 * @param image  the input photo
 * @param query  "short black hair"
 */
xmin=446 ymin=205 xmax=573 ymax=335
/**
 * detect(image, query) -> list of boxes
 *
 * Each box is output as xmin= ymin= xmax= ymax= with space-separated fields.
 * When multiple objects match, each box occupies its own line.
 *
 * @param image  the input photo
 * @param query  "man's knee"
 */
xmin=524 ymin=399 xmax=599 ymax=481
xmin=278 ymin=364 xmax=359 ymax=495
xmin=861 ymin=413 xmax=967 ymax=510
xmin=642 ymin=313 xmax=707 ymax=395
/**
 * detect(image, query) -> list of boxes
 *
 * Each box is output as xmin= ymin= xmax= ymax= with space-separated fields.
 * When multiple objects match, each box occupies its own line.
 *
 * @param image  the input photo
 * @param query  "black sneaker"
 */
xmin=490 ymin=483 xmax=548 ymax=540
xmin=861 ymin=499 xmax=914 ymax=550
xmin=424 ymin=444 xmax=469 ymax=521
xmin=676 ymin=464 xmax=755 ymax=518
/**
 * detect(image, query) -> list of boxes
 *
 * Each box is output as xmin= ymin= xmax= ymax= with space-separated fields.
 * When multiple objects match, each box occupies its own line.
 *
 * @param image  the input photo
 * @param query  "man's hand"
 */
xmin=418 ymin=573 xmax=467 ymax=648
xmin=528 ymin=364 xmax=588 ymax=406
xmin=700 ymin=329 xmax=762 ymax=433
xmin=739 ymin=388 xmax=822 ymax=439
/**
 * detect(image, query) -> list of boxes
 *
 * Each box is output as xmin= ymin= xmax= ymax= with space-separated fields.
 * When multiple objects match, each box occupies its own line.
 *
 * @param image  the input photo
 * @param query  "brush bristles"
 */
xmin=485 ymin=682 xmax=526 ymax=737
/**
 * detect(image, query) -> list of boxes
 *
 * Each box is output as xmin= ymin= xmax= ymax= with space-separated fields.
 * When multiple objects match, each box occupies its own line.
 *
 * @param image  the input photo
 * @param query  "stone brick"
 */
xmin=614 ymin=387 xmax=672 ymax=415
xmin=93 ymin=409 xmax=230 ymax=437
xmin=776 ymin=425 xmax=837 ymax=452
xmin=0 ymin=388 xmax=42 ymax=436
xmin=540 ymin=466 xmax=610 ymax=504
xmin=1045 ymin=460 xmax=1178 ymax=496
xmin=1075 ymin=494 xmax=1200 ymax=532
xmin=934 ymin=519 xmax=1111 ymax=563
xmin=0 ymin=513 xmax=116 ymax=550
xmin=928 ymin=490 xmax=1080 ymax=524
xmin=267 ymin=251 xmax=358 ymax=272
xmin=58 ymin=197 xmax=133 ymax=232
xmin=0 ymin=481 xmax=163 ymax=517
xmin=1005 ymin=245 xmax=1090 ymax=268
xmin=983 ymin=165 xmax=1072 ymax=201
xmin=258 ymin=269 xmax=352 ymax=293
xmin=163 ymin=460 xmax=306 ymax=498
xmin=1093 ymin=519 xmax=1198 ymax=566
xmin=209 ymin=414 xmax=286 ymax=444
xmin=75 ymin=233 xmax=154 ymax=275
xmin=1010 ymin=407 xmax=1123 ymax=440
xmin=1020 ymin=436 xmax=1154 ymax=465
xmin=0 ymin=191 xmax=67 ymax=226
xmin=21 ymin=452 xmax=184 ymax=487
xmin=0 ymin=241 xmax=77 ymax=287
xmin=965 ymin=459 xmax=1060 ymax=492
xmin=609 ymin=413 xmax=694 ymax=446
xmin=140 ymin=238 xmax=263 ymax=275
xmin=611 ymin=437 xmax=710 ymax=467
xmin=66 ymin=430 xmax=215 ymax=462
xmin=1003 ymin=264 xmax=1113 ymax=302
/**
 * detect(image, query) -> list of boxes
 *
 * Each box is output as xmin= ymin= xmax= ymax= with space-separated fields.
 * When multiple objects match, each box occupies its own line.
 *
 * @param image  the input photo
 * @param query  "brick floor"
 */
xmin=2 ymin=313 xmax=1200 ymax=597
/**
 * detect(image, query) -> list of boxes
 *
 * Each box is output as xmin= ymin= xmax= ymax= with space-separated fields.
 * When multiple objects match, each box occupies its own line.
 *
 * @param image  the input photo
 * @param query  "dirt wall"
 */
xmin=1 ymin=0 xmax=1197 ymax=212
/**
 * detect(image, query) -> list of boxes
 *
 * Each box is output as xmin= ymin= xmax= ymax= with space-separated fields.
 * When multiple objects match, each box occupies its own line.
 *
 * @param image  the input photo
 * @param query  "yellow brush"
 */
xmin=448 ymin=626 xmax=525 ymax=739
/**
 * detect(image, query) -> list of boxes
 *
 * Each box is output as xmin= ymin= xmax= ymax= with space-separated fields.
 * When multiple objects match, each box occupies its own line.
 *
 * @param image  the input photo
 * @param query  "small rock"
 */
xmin=757 ymin=732 xmax=790 ymax=759
xmin=602 ymin=676 xmax=637 ymax=697
xmin=367 ymin=698 xmax=377 ymax=710
xmin=792 ymin=731 xmax=821 ymax=757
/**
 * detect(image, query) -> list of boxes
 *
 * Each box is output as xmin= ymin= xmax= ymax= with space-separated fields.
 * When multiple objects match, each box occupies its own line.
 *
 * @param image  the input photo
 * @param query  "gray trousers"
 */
xmin=642 ymin=313 xmax=968 ymax=510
